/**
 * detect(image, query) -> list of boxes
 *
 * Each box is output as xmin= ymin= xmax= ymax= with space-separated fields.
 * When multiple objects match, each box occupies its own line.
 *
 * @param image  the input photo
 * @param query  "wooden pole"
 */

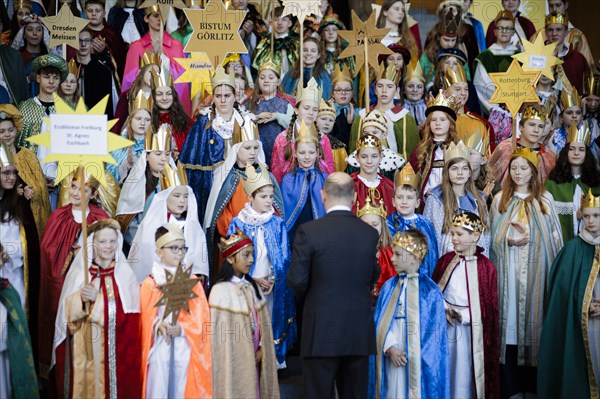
xmin=270 ymin=6 xmax=274 ymax=55
xmin=79 ymin=166 xmax=89 ymax=285
xmin=299 ymin=25 xmax=304 ymax=93
xmin=511 ymin=112 xmax=517 ymax=150
xmin=364 ymin=35 xmax=369 ymax=111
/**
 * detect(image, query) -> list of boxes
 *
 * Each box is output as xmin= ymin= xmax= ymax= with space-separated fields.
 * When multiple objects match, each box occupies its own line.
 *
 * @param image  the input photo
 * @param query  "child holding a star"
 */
xmin=140 ymin=223 xmax=212 ymax=398
xmin=51 ymin=219 xmax=141 ymax=399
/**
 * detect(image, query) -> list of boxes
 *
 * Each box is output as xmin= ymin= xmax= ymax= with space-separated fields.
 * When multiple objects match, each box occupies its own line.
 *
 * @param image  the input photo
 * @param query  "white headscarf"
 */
xmin=127 ymin=185 xmax=209 ymax=282
xmin=51 ymin=225 xmax=139 ymax=367
xmin=11 ymin=17 xmax=53 ymax=53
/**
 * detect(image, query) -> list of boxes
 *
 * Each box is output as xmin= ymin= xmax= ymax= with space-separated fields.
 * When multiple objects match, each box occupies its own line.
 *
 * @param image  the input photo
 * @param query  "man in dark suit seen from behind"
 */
xmin=287 ymin=171 xmax=380 ymax=399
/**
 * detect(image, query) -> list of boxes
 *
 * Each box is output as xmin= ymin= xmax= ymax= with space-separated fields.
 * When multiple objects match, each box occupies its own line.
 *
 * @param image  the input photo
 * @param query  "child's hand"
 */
xmin=387 ymin=347 xmax=407 ymax=367
xmin=24 ymin=185 xmax=34 ymax=200
xmin=81 ymin=284 xmax=98 ymax=302
xmin=590 ymin=298 xmax=600 ymax=318
xmin=256 ymin=112 xmax=275 ymax=124
xmin=347 ymin=103 xmax=355 ymax=124
xmin=159 ymin=321 xmax=182 ymax=344
xmin=445 ymin=308 xmax=462 ymax=325
xmin=0 ymin=248 xmax=8 ymax=268
xmin=254 ymin=277 xmax=274 ymax=293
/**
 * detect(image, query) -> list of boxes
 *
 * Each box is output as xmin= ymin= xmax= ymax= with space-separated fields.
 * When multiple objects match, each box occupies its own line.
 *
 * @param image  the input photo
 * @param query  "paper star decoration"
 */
xmin=282 ymin=0 xmax=321 ymax=23
xmin=154 ymin=264 xmax=198 ymax=322
xmin=41 ymin=3 xmax=89 ymax=49
xmin=27 ymin=94 xmax=133 ymax=186
xmin=489 ymin=59 xmax=541 ymax=117
xmin=184 ymin=0 xmax=248 ymax=67
xmin=137 ymin=0 xmax=187 ymax=22
xmin=175 ymin=53 xmax=213 ymax=99
xmin=338 ymin=10 xmax=392 ymax=73
xmin=512 ymin=35 xmax=563 ymax=80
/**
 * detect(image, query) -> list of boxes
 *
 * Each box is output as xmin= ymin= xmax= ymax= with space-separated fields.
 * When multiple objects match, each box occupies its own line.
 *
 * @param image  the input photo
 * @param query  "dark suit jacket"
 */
xmin=287 ymin=210 xmax=380 ymax=358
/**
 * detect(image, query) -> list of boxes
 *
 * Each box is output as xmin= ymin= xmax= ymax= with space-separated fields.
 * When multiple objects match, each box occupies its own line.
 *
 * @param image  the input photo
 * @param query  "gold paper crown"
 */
xmin=545 ymin=11 xmax=569 ymax=27
xmin=560 ymin=87 xmax=581 ymax=109
xmin=0 ymin=143 xmax=15 ymax=167
xmin=444 ymin=140 xmax=470 ymax=162
xmin=296 ymin=77 xmax=323 ymax=104
xmin=426 ymin=90 xmax=460 ymax=119
xmin=567 ymin=122 xmax=592 ymax=145
xmin=318 ymin=99 xmax=336 ymax=118
xmin=67 ymin=58 xmax=79 ymax=78
xmin=219 ymin=229 xmax=253 ymax=258
xmin=452 ymin=211 xmax=485 ymax=233
xmin=258 ymin=57 xmax=281 ymax=77
xmin=511 ymin=147 xmax=540 ymax=168
xmin=403 ymin=59 xmax=425 ymax=83
xmin=443 ymin=63 xmax=467 ymax=88
xmin=233 ymin=117 xmax=260 ymax=144
xmin=145 ymin=123 xmax=172 ymax=151
xmin=440 ymin=9 xmax=461 ymax=36
xmin=465 ymin=130 xmax=484 ymax=154
xmin=394 ymin=164 xmax=421 ymax=190
xmin=70 ymin=166 xmax=101 ymax=189
xmin=242 ymin=163 xmax=273 ymax=195
xmin=160 ymin=161 xmax=188 ymax=189
xmin=356 ymin=189 xmax=387 ymax=219
xmin=495 ymin=10 xmax=515 ymax=24
xmin=0 ymin=104 xmax=23 ymax=132
xmin=392 ymin=232 xmax=428 ymax=260
xmin=295 ymin=120 xmax=320 ymax=144
xmin=521 ymin=103 xmax=548 ymax=121
xmin=145 ymin=5 xmax=161 ymax=14
xmin=332 ymin=63 xmax=353 ymax=86
xmin=583 ymin=73 xmax=600 ymax=97
xmin=139 ymin=50 xmax=162 ymax=69
xmin=155 ymin=223 xmax=185 ymax=249
xmin=581 ymin=188 xmax=600 ymax=209
xmin=130 ymin=89 xmax=154 ymax=113
xmin=14 ymin=0 xmax=32 ymax=12
xmin=377 ymin=62 xmax=401 ymax=85
xmin=356 ymin=133 xmax=382 ymax=151
xmin=211 ymin=65 xmax=236 ymax=90
xmin=362 ymin=110 xmax=388 ymax=134
xmin=151 ymin=64 xmax=174 ymax=89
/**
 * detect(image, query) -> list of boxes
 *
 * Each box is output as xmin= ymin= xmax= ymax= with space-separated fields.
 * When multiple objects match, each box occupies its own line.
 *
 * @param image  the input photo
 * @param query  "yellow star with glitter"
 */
xmin=512 ymin=35 xmax=563 ymax=80
xmin=174 ymin=53 xmax=213 ymax=99
xmin=41 ymin=3 xmax=89 ymax=49
xmin=154 ymin=264 xmax=198 ymax=322
xmin=184 ymin=0 xmax=248 ymax=67
xmin=281 ymin=0 xmax=321 ymax=23
xmin=338 ymin=10 xmax=392 ymax=73
xmin=27 ymin=94 xmax=133 ymax=186
xmin=489 ymin=59 xmax=541 ymax=117
xmin=137 ymin=0 xmax=187 ymax=23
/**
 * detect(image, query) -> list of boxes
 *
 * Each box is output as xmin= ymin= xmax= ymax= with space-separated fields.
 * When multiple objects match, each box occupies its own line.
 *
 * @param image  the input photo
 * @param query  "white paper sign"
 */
xmin=50 ymin=114 xmax=108 ymax=155
xmin=529 ymin=55 xmax=547 ymax=69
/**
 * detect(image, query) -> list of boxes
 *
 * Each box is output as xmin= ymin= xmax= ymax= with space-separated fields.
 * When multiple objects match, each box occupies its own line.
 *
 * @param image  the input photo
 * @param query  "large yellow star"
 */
xmin=27 ymin=94 xmax=133 ymax=186
xmin=137 ymin=0 xmax=187 ymax=23
xmin=41 ymin=3 xmax=89 ymax=49
xmin=489 ymin=59 xmax=541 ymax=117
xmin=174 ymin=53 xmax=213 ymax=99
xmin=282 ymin=0 xmax=321 ymax=23
xmin=154 ymin=264 xmax=198 ymax=322
xmin=184 ymin=0 xmax=248 ymax=68
xmin=338 ymin=10 xmax=392 ymax=73
xmin=512 ymin=35 xmax=563 ymax=80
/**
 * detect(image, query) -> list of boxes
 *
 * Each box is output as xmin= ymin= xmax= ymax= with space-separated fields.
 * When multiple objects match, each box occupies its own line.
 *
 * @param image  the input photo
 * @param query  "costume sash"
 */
xmin=582 ymin=245 xmax=600 ymax=398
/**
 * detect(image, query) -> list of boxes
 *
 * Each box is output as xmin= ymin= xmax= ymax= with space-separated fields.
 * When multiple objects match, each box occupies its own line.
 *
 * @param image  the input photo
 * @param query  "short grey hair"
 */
xmin=323 ymin=172 xmax=355 ymax=202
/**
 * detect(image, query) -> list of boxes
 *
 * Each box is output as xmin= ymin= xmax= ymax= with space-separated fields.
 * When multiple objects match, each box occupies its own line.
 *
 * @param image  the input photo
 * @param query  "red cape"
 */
xmin=37 ymin=204 xmax=109 ymax=375
xmin=351 ymin=172 xmax=395 ymax=216
xmin=375 ymin=246 xmax=395 ymax=293
xmin=432 ymin=248 xmax=499 ymax=399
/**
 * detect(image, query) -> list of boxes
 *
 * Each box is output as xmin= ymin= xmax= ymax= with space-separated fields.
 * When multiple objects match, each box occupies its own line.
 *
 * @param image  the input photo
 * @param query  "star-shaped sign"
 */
xmin=489 ymin=59 xmax=541 ymax=117
xmin=184 ymin=0 xmax=248 ymax=67
xmin=512 ymin=35 xmax=563 ymax=80
xmin=282 ymin=0 xmax=321 ymax=23
xmin=27 ymin=94 xmax=133 ymax=186
xmin=41 ymin=3 xmax=89 ymax=49
xmin=174 ymin=53 xmax=213 ymax=99
xmin=338 ymin=10 xmax=392 ymax=73
xmin=137 ymin=0 xmax=187 ymax=23
xmin=154 ymin=264 xmax=198 ymax=322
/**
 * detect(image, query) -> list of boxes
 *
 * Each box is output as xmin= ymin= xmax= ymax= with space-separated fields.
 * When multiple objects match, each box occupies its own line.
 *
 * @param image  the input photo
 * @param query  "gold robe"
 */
xmin=14 ymin=147 xmax=50 ymax=235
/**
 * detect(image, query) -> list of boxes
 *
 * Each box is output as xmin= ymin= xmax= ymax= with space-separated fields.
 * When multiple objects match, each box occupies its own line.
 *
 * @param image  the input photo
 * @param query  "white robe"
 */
xmin=0 ymin=218 xmax=24 ymax=308
xmin=588 ymin=273 xmax=600 ymax=389
xmin=383 ymin=281 xmax=408 ymax=399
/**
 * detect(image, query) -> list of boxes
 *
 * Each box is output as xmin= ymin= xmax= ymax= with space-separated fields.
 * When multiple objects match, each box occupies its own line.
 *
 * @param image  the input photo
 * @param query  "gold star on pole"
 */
xmin=184 ymin=0 xmax=248 ymax=68
xmin=489 ymin=59 xmax=541 ymax=117
xmin=137 ymin=0 xmax=187 ymax=22
xmin=338 ymin=10 xmax=392 ymax=73
xmin=512 ymin=35 xmax=563 ymax=80
xmin=174 ymin=53 xmax=213 ymax=99
xmin=154 ymin=264 xmax=198 ymax=322
xmin=41 ymin=3 xmax=89 ymax=49
xmin=27 ymin=94 xmax=133 ymax=186
xmin=281 ymin=0 xmax=321 ymax=23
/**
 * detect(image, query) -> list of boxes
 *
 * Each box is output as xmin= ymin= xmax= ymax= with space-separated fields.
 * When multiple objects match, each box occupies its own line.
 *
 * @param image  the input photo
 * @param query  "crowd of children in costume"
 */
xmin=1 ymin=0 xmax=600 ymax=397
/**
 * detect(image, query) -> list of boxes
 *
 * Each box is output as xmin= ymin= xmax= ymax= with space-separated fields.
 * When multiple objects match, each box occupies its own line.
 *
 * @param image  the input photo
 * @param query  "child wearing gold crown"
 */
xmin=582 ymin=71 xmax=600 ymax=160
xmin=550 ymin=84 xmax=584 ymax=154
xmin=281 ymin=37 xmax=332 ymax=100
xmin=432 ymin=211 xmax=499 ymax=399
xmin=128 ymin=163 xmax=209 ymax=283
xmin=490 ymin=103 xmax=557 ymax=186
xmin=489 ymin=147 xmax=562 ymax=397
xmin=139 ymin=224 xmax=212 ymax=398
xmin=226 ymin=163 xmax=297 ymax=368
xmin=538 ymin=190 xmax=600 ymax=398
xmin=210 ymin=230 xmax=280 ymax=398
xmin=316 ymin=99 xmax=348 ymax=172
xmin=270 ymin=77 xmax=335 ymax=182
xmin=402 ymin=60 xmax=427 ymax=128
xmin=369 ymin=229 xmax=449 ymax=399
xmin=546 ymin=122 xmax=600 ymax=242
xmin=423 ymin=140 xmax=490 ymax=257
xmin=57 ymin=59 xmax=80 ymax=105
xmin=387 ymin=164 xmax=438 ymax=276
